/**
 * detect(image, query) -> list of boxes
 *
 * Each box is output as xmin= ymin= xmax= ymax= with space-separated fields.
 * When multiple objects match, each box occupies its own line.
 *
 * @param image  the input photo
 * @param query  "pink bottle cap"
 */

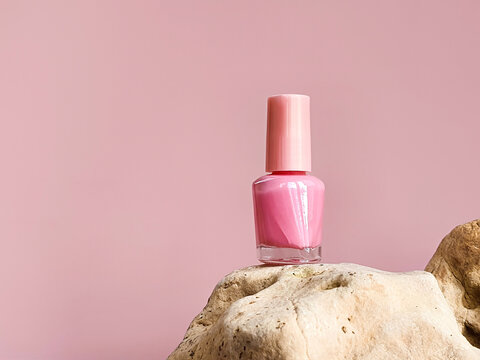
xmin=266 ymin=94 xmax=311 ymax=172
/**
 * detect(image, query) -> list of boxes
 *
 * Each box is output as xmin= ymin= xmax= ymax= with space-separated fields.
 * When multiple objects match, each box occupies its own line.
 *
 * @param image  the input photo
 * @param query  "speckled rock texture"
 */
xmin=168 ymin=263 xmax=480 ymax=360
xmin=426 ymin=219 xmax=480 ymax=349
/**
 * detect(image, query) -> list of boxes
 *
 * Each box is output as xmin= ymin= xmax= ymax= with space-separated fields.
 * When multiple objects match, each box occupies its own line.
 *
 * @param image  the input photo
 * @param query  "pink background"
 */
xmin=1 ymin=1 xmax=479 ymax=359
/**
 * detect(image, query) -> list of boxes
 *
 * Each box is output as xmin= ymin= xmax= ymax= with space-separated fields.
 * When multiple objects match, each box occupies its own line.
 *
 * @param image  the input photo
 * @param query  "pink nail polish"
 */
xmin=252 ymin=94 xmax=325 ymax=264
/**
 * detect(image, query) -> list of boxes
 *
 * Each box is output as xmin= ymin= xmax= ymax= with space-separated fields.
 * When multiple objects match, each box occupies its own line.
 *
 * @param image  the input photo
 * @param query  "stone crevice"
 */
xmin=287 ymin=296 xmax=310 ymax=360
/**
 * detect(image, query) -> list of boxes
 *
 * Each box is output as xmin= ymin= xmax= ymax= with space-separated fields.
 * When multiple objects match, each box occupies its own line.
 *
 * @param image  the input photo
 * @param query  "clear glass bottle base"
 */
xmin=257 ymin=245 xmax=322 ymax=265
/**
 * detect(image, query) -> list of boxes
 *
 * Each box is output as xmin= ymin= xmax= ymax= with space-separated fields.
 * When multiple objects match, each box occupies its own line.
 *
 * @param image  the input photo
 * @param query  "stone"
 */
xmin=426 ymin=219 xmax=480 ymax=348
xmin=168 ymin=263 xmax=479 ymax=360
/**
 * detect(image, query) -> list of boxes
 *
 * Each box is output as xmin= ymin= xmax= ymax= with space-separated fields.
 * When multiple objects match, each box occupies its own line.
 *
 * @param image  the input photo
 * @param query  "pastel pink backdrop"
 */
xmin=1 ymin=1 xmax=479 ymax=359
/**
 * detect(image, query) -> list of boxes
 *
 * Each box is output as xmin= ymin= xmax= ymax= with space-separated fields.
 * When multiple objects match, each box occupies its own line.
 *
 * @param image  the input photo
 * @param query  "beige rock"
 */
xmin=426 ymin=219 xmax=480 ymax=348
xmin=168 ymin=263 xmax=479 ymax=360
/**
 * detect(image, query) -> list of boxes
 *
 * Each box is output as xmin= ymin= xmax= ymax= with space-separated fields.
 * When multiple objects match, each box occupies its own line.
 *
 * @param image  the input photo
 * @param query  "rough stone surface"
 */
xmin=426 ymin=219 xmax=480 ymax=348
xmin=168 ymin=263 xmax=479 ymax=360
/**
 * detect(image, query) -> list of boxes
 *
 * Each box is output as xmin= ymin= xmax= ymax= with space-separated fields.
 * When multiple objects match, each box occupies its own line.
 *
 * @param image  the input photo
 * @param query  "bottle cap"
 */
xmin=265 ymin=94 xmax=311 ymax=172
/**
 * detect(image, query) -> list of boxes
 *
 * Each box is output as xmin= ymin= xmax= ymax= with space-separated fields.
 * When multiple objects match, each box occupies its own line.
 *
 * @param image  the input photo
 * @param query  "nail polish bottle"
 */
xmin=252 ymin=94 xmax=325 ymax=264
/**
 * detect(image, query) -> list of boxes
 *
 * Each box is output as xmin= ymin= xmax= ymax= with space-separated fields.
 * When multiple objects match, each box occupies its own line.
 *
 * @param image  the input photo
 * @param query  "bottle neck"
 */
xmin=271 ymin=171 xmax=307 ymax=175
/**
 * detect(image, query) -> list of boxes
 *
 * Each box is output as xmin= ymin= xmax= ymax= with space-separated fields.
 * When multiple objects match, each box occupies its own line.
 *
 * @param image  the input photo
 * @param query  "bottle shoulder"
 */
xmin=252 ymin=173 xmax=325 ymax=189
